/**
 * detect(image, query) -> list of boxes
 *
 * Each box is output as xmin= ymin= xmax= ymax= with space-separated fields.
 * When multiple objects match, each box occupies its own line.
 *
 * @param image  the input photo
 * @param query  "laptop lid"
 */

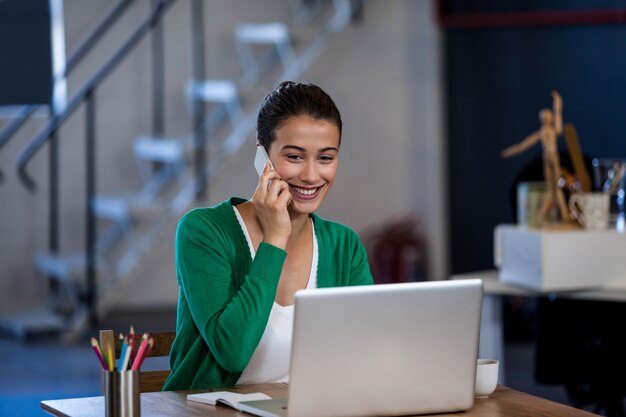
xmin=285 ymin=279 xmax=483 ymax=417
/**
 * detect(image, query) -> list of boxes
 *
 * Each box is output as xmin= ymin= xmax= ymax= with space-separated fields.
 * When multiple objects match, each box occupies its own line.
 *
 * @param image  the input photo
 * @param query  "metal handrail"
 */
xmin=0 ymin=105 xmax=39 ymax=152
xmin=0 ymin=0 xmax=135 ymax=181
xmin=64 ymin=0 xmax=135 ymax=75
xmin=0 ymin=105 xmax=39 ymax=183
xmin=17 ymin=0 xmax=175 ymax=191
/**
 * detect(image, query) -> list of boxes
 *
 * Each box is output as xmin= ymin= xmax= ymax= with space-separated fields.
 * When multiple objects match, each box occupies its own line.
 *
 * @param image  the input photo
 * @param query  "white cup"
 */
xmin=475 ymin=359 xmax=499 ymax=398
xmin=569 ymin=192 xmax=610 ymax=230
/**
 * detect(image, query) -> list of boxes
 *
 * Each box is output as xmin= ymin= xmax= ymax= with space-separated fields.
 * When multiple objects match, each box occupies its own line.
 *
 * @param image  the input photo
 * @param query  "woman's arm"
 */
xmin=348 ymin=233 xmax=374 ymax=287
xmin=175 ymin=211 xmax=286 ymax=372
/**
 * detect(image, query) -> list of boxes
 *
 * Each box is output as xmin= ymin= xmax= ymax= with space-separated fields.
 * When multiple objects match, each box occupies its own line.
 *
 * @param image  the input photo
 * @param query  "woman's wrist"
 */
xmin=263 ymin=232 xmax=289 ymax=250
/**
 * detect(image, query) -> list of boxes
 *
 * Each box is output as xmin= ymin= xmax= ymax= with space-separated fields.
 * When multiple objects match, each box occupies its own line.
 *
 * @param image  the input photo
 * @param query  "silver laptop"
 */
xmin=238 ymin=279 xmax=483 ymax=417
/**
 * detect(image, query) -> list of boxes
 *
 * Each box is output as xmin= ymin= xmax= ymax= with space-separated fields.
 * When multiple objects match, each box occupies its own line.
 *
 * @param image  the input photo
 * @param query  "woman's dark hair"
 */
xmin=256 ymin=81 xmax=342 ymax=150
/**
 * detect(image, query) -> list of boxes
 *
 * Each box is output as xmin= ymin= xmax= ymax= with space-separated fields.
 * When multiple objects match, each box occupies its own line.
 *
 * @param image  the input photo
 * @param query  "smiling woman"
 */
xmin=163 ymin=81 xmax=374 ymax=391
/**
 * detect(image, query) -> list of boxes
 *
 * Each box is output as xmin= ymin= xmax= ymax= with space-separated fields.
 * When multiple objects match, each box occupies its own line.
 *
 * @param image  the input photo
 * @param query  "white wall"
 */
xmin=0 ymin=0 xmax=445 ymax=312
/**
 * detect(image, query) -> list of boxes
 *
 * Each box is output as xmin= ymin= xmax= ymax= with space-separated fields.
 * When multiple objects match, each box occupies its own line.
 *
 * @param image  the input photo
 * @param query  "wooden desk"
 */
xmin=41 ymin=383 xmax=599 ymax=417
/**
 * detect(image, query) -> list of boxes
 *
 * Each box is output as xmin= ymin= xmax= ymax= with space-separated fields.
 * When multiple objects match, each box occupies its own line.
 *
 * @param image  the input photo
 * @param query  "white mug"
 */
xmin=569 ymin=192 xmax=610 ymax=230
xmin=475 ymin=359 xmax=499 ymax=398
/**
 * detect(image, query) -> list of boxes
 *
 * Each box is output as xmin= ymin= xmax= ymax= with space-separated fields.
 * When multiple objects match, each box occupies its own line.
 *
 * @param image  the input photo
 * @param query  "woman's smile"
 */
xmin=289 ymin=184 xmax=326 ymax=200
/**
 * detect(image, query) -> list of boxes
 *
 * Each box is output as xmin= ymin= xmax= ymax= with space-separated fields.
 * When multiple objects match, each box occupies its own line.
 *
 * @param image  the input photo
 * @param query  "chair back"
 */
xmin=101 ymin=329 xmax=175 ymax=392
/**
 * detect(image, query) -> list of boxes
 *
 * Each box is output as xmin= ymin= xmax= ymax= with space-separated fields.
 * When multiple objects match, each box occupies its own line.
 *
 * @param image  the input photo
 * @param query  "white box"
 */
xmin=494 ymin=224 xmax=626 ymax=291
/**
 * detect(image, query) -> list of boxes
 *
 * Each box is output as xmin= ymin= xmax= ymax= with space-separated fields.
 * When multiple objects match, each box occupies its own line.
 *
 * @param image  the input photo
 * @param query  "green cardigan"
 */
xmin=163 ymin=197 xmax=373 ymax=391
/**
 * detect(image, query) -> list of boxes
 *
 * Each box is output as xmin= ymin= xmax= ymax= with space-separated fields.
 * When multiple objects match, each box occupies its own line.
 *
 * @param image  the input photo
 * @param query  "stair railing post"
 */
xmin=151 ymin=0 xmax=165 ymax=138
xmin=190 ymin=0 xmax=206 ymax=200
xmin=49 ymin=106 xmax=60 ymax=294
xmin=85 ymin=90 xmax=98 ymax=327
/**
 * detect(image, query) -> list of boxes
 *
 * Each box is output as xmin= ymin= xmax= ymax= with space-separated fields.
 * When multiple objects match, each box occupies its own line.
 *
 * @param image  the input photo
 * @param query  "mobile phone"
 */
xmin=254 ymin=145 xmax=274 ymax=177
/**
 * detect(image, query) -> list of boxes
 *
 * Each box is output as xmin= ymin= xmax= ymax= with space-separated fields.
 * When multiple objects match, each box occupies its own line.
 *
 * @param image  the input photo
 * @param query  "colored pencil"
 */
xmin=131 ymin=333 xmax=150 ymax=371
xmin=121 ymin=343 xmax=132 ymax=371
xmin=129 ymin=326 xmax=136 ymax=363
xmin=107 ymin=346 xmax=114 ymax=371
xmin=118 ymin=342 xmax=127 ymax=371
xmin=135 ymin=338 xmax=154 ymax=370
xmin=90 ymin=337 xmax=108 ymax=370
xmin=117 ymin=333 xmax=125 ymax=371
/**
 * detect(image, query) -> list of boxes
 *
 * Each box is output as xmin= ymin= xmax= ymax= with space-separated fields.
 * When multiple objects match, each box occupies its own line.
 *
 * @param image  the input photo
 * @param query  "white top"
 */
xmin=233 ymin=206 xmax=318 ymax=384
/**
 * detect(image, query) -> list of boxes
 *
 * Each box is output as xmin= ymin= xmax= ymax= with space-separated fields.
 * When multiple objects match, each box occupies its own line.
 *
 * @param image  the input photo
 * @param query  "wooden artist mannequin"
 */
xmin=501 ymin=91 xmax=571 ymax=225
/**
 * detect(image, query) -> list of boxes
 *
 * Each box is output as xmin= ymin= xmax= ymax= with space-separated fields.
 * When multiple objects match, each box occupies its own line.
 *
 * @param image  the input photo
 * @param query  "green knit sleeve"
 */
xmin=349 ymin=233 xmax=374 ymax=286
xmin=175 ymin=210 xmax=286 ymax=372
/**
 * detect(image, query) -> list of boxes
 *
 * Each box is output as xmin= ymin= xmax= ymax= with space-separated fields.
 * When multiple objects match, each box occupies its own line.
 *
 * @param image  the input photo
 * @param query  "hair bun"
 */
xmin=277 ymin=81 xmax=297 ymax=89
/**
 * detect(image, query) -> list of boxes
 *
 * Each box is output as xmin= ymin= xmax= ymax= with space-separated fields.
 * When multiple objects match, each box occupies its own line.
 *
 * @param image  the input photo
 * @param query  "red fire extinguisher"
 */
xmin=363 ymin=216 xmax=427 ymax=284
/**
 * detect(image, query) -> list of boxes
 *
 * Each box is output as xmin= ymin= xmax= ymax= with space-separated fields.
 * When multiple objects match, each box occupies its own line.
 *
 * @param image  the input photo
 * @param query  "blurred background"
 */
xmin=1 ymin=0 xmax=626 ymax=415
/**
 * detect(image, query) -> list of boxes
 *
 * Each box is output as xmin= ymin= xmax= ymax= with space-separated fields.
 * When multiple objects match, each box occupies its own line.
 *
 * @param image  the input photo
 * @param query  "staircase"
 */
xmin=0 ymin=0 xmax=362 ymax=340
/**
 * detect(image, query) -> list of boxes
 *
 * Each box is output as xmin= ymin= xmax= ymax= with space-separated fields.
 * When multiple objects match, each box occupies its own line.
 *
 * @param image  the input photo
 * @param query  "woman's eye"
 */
xmin=286 ymin=154 xmax=303 ymax=161
xmin=320 ymin=155 xmax=335 ymax=163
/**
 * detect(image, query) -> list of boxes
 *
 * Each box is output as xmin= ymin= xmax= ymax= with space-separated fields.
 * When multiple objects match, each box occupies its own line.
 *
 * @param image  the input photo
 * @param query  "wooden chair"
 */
xmin=101 ymin=329 xmax=176 ymax=392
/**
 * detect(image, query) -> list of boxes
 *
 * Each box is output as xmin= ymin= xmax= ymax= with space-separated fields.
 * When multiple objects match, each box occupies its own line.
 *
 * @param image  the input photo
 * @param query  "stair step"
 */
xmin=93 ymin=195 xmax=131 ymax=221
xmin=186 ymin=79 xmax=239 ymax=103
xmin=134 ymin=136 xmax=185 ymax=164
xmin=0 ymin=307 xmax=68 ymax=340
xmin=93 ymin=195 xmax=168 ymax=222
xmin=234 ymin=22 xmax=298 ymax=84
xmin=234 ymin=22 xmax=290 ymax=44
xmin=185 ymin=80 xmax=242 ymax=129
xmin=34 ymin=251 xmax=109 ymax=281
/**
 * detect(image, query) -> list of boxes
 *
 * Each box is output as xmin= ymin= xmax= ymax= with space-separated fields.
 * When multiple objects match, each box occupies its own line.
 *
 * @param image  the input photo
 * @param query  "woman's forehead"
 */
xmin=271 ymin=117 xmax=340 ymax=151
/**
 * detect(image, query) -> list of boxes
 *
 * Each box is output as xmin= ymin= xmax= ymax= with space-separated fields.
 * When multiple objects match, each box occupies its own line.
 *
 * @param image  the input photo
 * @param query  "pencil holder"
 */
xmin=102 ymin=370 xmax=120 ymax=417
xmin=102 ymin=370 xmax=141 ymax=417
xmin=120 ymin=370 xmax=141 ymax=417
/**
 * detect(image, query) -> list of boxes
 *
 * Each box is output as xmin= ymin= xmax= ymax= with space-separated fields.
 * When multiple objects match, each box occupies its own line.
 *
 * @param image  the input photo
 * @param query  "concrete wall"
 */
xmin=0 ymin=0 xmax=445 ymax=312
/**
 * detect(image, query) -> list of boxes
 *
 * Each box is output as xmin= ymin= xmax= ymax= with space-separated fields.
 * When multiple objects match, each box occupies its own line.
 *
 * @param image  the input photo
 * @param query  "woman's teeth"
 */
xmin=292 ymin=186 xmax=319 ymax=195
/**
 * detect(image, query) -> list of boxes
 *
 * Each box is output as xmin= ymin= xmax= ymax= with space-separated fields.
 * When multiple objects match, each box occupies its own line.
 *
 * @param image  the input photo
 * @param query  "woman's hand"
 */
xmin=251 ymin=163 xmax=292 ymax=249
